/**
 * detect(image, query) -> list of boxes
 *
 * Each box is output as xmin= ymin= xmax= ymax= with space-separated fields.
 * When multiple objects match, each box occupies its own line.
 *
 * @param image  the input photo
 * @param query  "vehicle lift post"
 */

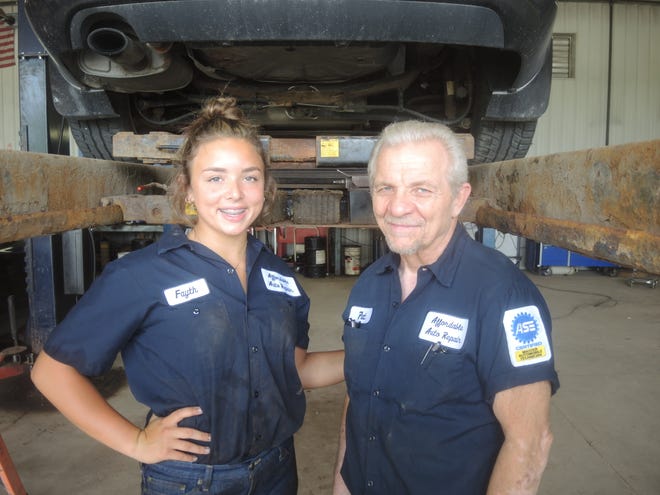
xmin=0 ymin=434 xmax=28 ymax=495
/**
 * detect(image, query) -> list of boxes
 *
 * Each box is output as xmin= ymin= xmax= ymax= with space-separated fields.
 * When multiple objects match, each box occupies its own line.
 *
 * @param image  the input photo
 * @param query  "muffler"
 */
xmin=86 ymin=27 xmax=149 ymax=71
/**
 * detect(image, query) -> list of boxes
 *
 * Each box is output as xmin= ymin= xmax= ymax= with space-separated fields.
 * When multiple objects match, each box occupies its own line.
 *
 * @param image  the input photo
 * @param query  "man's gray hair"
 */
xmin=367 ymin=120 xmax=468 ymax=195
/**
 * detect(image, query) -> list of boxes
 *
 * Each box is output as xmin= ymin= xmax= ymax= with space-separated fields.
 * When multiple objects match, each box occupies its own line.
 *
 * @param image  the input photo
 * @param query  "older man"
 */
xmin=334 ymin=121 xmax=559 ymax=494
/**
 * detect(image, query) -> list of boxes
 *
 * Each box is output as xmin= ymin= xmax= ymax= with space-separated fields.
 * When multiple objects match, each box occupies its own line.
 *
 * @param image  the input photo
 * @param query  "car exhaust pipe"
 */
xmin=86 ymin=27 xmax=149 ymax=71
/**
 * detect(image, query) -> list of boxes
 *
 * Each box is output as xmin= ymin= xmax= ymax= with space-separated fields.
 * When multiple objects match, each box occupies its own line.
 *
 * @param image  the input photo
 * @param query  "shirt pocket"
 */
xmin=156 ymin=296 xmax=235 ymax=371
xmin=266 ymin=294 xmax=299 ymax=344
xmin=398 ymin=346 xmax=468 ymax=413
xmin=343 ymin=323 xmax=371 ymax=391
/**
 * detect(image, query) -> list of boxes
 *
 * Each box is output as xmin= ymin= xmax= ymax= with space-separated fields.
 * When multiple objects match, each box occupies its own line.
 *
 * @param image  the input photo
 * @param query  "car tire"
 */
xmin=472 ymin=120 xmax=537 ymax=164
xmin=68 ymin=117 xmax=131 ymax=161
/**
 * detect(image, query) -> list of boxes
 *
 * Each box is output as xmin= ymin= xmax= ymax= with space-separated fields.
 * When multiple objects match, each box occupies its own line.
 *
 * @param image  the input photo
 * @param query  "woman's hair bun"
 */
xmin=198 ymin=96 xmax=245 ymax=124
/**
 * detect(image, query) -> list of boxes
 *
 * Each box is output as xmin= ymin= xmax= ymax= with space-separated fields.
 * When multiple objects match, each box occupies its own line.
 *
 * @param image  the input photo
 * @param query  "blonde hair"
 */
xmin=169 ymin=96 xmax=276 ymax=226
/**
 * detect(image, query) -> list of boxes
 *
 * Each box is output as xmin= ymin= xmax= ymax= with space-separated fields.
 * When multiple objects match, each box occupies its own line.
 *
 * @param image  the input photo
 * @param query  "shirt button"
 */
xmin=254 ymin=390 xmax=259 ymax=398
xmin=382 ymin=345 xmax=391 ymax=352
xmin=372 ymin=389 xmax=380 ymax=397
xmin=227 ymin=268 xmax=234 ymax=274
xmin=368 ymin=434 xmax=376 ymax=441
xmin=192 ymin=308 xmax=200 ymax=315
xmin=251 ymin=346 xmax=259 ymax=353
xmin=367 ymin=481 xmax=374 ymax=487
xmin=422 ymin=266 xmax=428 ymax=271
xmin=391 ymin=302 xmax=398 ymax=308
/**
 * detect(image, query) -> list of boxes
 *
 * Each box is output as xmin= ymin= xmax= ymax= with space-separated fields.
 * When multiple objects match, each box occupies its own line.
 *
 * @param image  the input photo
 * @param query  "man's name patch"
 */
xmin=348 ymin=306 xmax=373 ymax=324
xmin=503 ymin=305 xmax=552 ymax=367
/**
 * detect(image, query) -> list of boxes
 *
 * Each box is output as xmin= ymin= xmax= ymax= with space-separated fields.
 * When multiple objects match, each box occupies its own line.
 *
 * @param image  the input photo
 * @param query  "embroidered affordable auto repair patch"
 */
xmin=260 ymin=268 xmax=301 ymax=297
xmin=418 ymin=311 xmax=468 ymax=350
xmin=503 ymin=305 xmax=552 ymax=367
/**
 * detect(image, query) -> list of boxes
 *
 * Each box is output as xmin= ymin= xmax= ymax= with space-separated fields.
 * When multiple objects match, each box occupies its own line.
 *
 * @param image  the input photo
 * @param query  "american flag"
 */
xmin=0 ymin=21 xmax=16 ymax=69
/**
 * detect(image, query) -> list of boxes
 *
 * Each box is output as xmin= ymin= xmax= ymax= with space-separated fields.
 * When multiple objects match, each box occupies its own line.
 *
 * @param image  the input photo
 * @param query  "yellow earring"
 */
xmin=185 ymin=200 xmax=197 ymax=216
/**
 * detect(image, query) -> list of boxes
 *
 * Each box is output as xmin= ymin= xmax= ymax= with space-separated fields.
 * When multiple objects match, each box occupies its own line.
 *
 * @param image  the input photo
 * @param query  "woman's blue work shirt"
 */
xmin=44 ymin=226 xmax=310 ymax=465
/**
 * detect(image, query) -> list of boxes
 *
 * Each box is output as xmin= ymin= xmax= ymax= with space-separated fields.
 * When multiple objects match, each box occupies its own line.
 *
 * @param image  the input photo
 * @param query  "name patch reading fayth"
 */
xmin=418 ymin=311 xmax=468 ymax=350
xmin=261 ymin=268 xmax=301 ymax=297
xmin=164 ymin=278 xmax=210 ymax=306
xmin=503 ymin=305 xmax=552 ymax=367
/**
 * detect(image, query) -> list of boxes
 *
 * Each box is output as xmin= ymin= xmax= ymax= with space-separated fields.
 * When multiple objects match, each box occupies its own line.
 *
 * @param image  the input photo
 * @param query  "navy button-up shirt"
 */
xmin=45 ymin=226 xmax=310 ymax=464
xmin=341 ymin=225 xmax=559 ymax=494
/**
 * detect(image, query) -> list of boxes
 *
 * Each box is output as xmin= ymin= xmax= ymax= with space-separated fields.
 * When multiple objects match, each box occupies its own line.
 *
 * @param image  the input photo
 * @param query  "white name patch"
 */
xmin=503 ymin=305 xmax=552 ymax=367
xmin=418 ymin=311 xmax=468 ymax=350
xmin=164 ymin=278 xmax=210 ymax=306
xmin=348 ymin=306 xmax=373 ymax=324
xmin=261 ymin=269 xmax=301 ymax=297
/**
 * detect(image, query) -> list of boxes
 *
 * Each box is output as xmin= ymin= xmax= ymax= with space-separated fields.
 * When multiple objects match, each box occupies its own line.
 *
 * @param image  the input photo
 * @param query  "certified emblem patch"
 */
xmin=503 ymin=305 xmax=551 ymax=367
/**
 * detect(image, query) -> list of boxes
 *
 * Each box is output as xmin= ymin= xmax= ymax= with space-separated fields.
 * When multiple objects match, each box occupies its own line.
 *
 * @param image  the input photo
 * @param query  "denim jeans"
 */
xmin=141 ymin=437 xmax=297 ymax=495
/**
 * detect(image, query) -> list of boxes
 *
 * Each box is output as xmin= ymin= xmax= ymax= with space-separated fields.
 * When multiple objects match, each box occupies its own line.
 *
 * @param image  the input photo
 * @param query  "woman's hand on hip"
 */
xmin=136 ymin=406 xmax=211 ymax=464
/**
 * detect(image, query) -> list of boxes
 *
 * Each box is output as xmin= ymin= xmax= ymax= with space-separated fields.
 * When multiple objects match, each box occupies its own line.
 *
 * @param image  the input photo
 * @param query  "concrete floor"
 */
xmin=1 ymin=269 xmax=659 ymax=494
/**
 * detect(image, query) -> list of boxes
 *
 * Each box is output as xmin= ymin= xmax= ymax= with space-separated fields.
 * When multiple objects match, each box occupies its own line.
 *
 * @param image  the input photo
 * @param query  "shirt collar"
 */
xmin=157 ymin=225 xmax=266 ymax=266
xmin=157 ymin=225 xmax=191 ymax=254
xmin=426 ymin=223 xmax=468 ymax=287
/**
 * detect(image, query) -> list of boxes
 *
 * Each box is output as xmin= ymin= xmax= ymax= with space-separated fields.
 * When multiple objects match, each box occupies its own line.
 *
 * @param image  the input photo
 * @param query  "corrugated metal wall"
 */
xmin=609 ymin=3 xmax=660 ymax=145
xmin=529 ymin=1 xmax=660 ymax=157
xmin=0 ymin=7 xmax=19 ymax=151
xmin=529 ymin=2 xmax=611 ymax=155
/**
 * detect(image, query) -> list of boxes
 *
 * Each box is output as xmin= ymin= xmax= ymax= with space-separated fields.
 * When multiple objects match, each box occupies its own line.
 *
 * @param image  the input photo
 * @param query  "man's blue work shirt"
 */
xmin=341 ymin=224 xmax=560 ymax=494
xmin=45 ymin=226 xmax=310 ymax=465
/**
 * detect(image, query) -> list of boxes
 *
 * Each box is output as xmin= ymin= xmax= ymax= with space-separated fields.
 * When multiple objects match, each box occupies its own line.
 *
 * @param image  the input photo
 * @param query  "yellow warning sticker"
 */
xmin=515 ymin=346 xmax=547 ymax=363
xmin=320 ymin=138 xmax=340 ymax=158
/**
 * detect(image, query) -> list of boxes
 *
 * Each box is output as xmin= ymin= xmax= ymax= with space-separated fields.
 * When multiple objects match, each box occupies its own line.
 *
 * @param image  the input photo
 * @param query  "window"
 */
xmin=552 ymin=33 xmax=575 ymax=79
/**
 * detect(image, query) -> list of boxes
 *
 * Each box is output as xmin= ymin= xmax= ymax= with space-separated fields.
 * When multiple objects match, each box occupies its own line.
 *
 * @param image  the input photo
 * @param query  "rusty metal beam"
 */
xmin=474 ymin=206 xmax=659 ymax=274
xmin=0 ymin=149 xmax=174 ymax=243
xmin=100 ymin=195 xmax=173 ymax=224
xmin=113 ymin=132 xmax=320 ymax=168
xmin=0 ymin=206 xmax=124 ymax=242
xmin=112 ymin=132 xmax=475 ymax=166
xmin=469 ymin=139 xmax=660 ymax=273
xmin=2 ymin=140 xmax=658 ymax=274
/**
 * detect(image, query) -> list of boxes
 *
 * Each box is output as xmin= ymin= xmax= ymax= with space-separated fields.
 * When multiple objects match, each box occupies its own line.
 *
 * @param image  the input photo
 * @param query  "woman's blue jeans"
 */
xmin=141 ymin=437 xmax=297 ymax=495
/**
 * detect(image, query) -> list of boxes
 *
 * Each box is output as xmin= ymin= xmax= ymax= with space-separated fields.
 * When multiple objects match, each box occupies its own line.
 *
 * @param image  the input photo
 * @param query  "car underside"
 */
xmin=25 ymin=0 xmax=557 ymax=164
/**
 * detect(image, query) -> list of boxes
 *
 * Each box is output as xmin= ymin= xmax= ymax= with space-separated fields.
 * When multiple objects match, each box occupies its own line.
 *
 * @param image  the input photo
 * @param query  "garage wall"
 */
xmin=529 ymin=1 xmax=660 ymax=156
xmin=609 ymin=3 xmax=660 ymax=145
xmin=0 ymin=7 xmax=19 ymax=151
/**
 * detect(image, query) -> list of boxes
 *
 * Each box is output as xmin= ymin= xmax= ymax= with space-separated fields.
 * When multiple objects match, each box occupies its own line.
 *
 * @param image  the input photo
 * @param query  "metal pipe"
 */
xmin=0 ymin=149 xmax=174 ymax=243
xmin=7 ymin=295 xmax=17 ymax=347
xmin=469 ymin=139 xmax=660 ymax=235
xmin=474 ymin=205 xmax=660 ymax=275
xmin=86 ymin=27 xmax=149 ymax=71
xmin=0 ymin=206 xmax=125 ymax=244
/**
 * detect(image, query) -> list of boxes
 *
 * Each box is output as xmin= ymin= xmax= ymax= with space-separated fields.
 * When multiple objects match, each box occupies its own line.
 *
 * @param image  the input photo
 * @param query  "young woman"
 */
xmin=31 ymin=97 xmax=344 ymax=495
